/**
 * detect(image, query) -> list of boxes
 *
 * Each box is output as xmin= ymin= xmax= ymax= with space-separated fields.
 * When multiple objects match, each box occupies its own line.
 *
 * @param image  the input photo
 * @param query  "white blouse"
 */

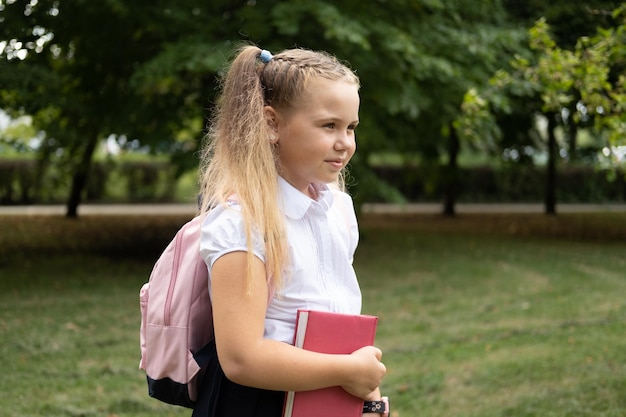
xmin=200 ymin=177 xmax=361 ymax=343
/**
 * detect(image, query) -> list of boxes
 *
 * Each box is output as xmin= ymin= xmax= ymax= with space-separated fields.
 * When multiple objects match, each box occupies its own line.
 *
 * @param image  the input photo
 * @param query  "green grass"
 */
xmin=1 ymin=212 xmax=625 ymax=417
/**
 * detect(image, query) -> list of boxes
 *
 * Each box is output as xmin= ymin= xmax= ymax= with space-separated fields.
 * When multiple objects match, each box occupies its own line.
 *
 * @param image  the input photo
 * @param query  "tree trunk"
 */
xmin=66 ymin=134 xmax=99 ymax=218
xmin=567 ymin=116 xmax=578 ymax=162
xmin=33 ymin=142 xmax=53 ymax=204
xmin=443 ymin=124 xmax=460 ymax=217
xmin=545 ymin=113 xmax=557 ymax=215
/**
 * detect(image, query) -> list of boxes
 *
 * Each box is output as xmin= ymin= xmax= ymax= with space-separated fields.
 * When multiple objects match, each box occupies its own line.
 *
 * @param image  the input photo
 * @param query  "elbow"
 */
xmin=217 ymin=349 xmax=255 ymax=386
xmin=220 ymin=359 xmax=248 ymax=385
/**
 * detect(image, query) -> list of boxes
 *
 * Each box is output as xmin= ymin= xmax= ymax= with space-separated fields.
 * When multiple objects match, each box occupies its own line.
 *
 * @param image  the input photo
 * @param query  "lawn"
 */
xmin=0 ymin=212 xmax=625 ymax=417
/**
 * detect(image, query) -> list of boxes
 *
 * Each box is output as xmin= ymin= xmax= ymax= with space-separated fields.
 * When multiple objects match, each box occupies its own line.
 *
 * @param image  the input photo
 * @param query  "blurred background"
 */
xmin=0 ymin=0 xmax=624 ymax=216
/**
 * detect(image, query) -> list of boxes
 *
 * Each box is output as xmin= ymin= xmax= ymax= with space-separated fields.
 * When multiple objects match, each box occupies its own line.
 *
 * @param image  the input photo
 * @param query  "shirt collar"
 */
xmin=278 ymin=176 xmax=334 ymax=219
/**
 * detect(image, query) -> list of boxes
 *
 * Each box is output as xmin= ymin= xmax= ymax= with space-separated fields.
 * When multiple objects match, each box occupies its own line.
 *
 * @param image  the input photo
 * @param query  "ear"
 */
xmin=264 ymin=106 xmax=279 ymax=132
xmin=264 ymin=106 xmax=281 ymax=144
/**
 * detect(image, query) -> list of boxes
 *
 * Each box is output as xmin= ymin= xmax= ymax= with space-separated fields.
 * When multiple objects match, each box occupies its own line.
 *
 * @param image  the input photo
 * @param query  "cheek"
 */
xmin=348 ymin=137 xmax=357 ymax=157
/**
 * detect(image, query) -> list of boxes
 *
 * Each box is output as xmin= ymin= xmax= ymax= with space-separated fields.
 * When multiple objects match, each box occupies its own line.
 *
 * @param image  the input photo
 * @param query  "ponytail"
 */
xmin=200 ymin=45 xmax=285 ymax=292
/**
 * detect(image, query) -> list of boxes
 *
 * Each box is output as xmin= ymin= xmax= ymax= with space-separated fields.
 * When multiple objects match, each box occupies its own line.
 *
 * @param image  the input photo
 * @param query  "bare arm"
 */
xmin=211 ymin=251 xmax=386 ymax=399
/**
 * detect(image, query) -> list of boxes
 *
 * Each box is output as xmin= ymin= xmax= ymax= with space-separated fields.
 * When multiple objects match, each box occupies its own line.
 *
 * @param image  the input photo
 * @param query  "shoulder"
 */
xmin=202 ymin=200 xmax=244 ymax=236
xmin=329 ymin=186 xmax=356 ymax=221
xmin=328 ymin=186 xmax=358 ymax=251
xmin=200 ymin=200 xmax=265 ymax=266
xmin=332 ymin=187 xmax=355 ymax=210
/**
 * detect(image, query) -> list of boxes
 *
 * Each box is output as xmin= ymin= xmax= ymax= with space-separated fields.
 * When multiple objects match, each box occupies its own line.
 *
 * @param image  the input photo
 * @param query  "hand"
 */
xmin=341 ymin=346 xmax=386 ymax=400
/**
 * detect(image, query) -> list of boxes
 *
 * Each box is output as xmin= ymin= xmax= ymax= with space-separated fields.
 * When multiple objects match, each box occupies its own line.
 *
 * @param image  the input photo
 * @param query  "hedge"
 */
xmin=371 ymin=164 xmax=625 ymax=203
xmin=0 ymin=159 xmax=178 ymax=205
xmin=1 ymin=159 xmax=624 ymax=205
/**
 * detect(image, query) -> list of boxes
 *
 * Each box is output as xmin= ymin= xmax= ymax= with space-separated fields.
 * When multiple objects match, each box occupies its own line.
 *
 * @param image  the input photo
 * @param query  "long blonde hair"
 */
xmin=199 ymin=45 xmax=359 ymax=291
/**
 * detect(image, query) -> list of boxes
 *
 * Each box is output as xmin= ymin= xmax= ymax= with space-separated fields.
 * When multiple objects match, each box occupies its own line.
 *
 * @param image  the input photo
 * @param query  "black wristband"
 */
xmin=363 ymin=400 xmax=386 ymax=414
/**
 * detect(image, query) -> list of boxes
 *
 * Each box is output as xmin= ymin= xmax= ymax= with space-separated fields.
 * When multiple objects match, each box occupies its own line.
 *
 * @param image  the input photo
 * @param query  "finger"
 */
xmin=373 ymin=347 xmax=383 ymax=361
xmin=379 ymin=361 xmax=387 ymax=375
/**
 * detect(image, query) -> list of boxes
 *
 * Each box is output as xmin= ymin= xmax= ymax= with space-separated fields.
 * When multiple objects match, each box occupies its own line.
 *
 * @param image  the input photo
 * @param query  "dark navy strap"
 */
xmin=193 ymin=338 xmax=216 ymax=368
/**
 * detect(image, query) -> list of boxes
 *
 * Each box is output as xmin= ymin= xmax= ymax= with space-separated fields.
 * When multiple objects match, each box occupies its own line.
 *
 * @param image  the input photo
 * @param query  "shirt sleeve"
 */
xmin=199 ymin=202 xmax=266 ymax=269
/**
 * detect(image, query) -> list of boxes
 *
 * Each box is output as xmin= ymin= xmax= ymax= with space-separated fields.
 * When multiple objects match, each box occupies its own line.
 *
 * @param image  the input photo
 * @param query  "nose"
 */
xmin=334 ymin=130 xmax=355 ymax=152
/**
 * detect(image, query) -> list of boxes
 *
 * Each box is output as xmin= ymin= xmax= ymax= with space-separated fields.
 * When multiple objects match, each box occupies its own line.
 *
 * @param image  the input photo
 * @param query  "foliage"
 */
xmin=457 ymin=4 xmax=626 ymax=157
xmin=0 ymin=0 xmax=527 ymax=212
xmin=3 ymin=156 xmax=624 ymax=205
xmin=373 ymin=164 xmax=626 ymax=203
xmin=0 ymin=112 xmax=39 ymax=154
xmin=503 ymin=0 xmax=625 ymax=49
xmin=0 ymin=157 xmax=185 ymax=204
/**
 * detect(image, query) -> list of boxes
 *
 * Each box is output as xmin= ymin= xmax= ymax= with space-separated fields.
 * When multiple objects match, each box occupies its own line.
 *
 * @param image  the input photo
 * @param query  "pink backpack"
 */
xmin=139 ymin=214 xmax=214 ymax=408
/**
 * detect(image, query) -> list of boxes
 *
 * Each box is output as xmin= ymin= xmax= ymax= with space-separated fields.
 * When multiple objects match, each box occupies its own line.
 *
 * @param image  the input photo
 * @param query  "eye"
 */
xmin=324 ymin=122 xmax=336 ymax=129
xmin=348 ymin=123 xmax=358 ymax=131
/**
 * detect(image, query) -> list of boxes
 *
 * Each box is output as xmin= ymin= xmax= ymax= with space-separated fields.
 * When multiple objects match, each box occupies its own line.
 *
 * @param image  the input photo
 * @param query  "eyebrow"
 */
xmin=313 ymin=115 xmax=359 ymax=124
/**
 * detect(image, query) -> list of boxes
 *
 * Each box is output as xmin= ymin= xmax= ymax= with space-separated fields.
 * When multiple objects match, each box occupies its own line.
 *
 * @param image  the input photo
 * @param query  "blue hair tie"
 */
xmin=259 ymin=49 xmax=273 ymax=64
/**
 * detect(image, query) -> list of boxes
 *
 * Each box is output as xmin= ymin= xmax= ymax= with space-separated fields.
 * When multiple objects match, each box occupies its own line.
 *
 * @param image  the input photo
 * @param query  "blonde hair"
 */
xmin=199 ymin=45 xmax=359 ymax=291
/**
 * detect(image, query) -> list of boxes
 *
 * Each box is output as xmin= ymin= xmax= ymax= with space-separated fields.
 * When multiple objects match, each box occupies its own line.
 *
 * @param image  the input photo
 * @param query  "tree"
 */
xmin=503 ymin=0 xmax=625 ymax=161
xmin=0 ymin=1 xmax=235 ymax=216
xmin=457 ymin=5 xmax=626 ymax=214
xmin=0 ymin=0 xmax=526 ymax=216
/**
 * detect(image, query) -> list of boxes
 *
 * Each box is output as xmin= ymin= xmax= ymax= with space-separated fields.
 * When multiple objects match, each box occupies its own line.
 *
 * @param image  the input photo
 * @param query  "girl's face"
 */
xmin=269 ymin=78 xmax=360 ymax=198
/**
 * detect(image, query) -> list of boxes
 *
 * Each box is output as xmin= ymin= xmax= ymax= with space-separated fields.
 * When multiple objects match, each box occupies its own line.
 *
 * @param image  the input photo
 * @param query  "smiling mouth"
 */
xmin=326 ymin=160 xmax=345 ymax=170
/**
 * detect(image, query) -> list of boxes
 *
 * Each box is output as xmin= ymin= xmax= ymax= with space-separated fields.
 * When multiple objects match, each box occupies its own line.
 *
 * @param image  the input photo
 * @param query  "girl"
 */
xmin=195 ymin=45 xmax=387 ymax=417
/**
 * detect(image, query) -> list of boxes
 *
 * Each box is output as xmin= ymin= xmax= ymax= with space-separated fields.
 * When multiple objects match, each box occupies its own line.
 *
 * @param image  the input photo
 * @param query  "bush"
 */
xmin=0 ymin=159 xmax=37 ymax=204
xmin=373 ymin=165 xmax=626 ymax=203
xmin=1 ymin=158 xmax=624 ymax=205
xmin=0 ymin=158 xmax=180 ymax=204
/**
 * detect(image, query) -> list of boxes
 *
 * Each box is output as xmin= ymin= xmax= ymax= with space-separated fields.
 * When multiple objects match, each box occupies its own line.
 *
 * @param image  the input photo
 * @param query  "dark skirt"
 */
xmin=192 ymin=340 xmax=285 ymax=417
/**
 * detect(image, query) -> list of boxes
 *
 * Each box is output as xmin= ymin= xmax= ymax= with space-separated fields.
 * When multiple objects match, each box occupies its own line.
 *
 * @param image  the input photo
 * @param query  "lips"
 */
xmin=326 ymin=159 xmax=345 ymax=169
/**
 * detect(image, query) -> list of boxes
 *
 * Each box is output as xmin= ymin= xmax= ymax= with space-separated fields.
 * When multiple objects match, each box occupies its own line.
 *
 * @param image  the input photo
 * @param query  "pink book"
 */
xmin=282 ymin=310 xmax=378 ymax=417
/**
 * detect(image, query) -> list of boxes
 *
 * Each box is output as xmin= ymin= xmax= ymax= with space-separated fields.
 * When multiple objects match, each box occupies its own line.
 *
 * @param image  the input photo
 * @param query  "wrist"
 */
xmin=362 ymin=396 xmax=389 ymax=416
